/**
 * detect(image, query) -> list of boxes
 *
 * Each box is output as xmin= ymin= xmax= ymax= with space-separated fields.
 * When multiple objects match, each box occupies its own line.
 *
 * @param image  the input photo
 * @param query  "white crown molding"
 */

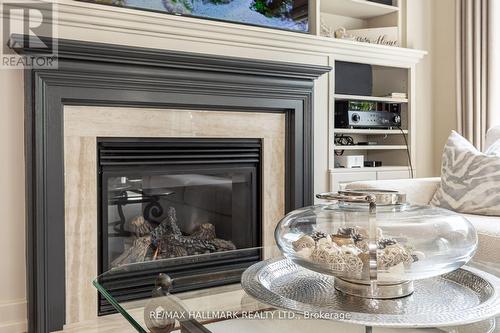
xmin=52 ymin=0 xmax=426 ymax=67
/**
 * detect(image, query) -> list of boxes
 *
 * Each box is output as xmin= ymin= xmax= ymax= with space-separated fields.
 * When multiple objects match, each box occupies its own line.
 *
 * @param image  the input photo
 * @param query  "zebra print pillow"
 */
xmin=430 ymin=131 xmax=500 ymax=216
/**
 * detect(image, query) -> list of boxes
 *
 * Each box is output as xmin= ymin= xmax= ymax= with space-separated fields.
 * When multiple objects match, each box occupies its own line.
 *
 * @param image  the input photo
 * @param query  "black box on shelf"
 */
xmin=335 ymin=61 xmax=373 ymax=96
xmin=364 ymin=161 xmax=383 ymax=168
xmin=367 ymin=0 xmax=394 ymax=6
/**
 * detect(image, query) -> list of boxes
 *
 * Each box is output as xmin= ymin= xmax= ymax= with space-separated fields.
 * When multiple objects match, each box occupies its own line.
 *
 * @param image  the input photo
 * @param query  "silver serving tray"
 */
xmin=241 ymin=258 xmax=500 ymax=328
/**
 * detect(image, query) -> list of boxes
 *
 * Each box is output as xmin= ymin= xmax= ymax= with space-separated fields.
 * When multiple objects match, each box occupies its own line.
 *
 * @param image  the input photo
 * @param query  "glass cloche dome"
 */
xmin=275 ymin=190 xmax=478 ymax=299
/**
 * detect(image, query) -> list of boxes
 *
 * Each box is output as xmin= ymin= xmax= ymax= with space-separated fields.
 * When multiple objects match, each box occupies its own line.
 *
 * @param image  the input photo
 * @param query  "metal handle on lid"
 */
xmin=316 ymin=192 xmax=376 ymax=204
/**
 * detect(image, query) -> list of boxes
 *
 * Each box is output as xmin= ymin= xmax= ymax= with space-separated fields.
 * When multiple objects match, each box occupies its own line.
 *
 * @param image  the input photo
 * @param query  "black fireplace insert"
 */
xmin=97 ymin=138 xmax=262 ymax=315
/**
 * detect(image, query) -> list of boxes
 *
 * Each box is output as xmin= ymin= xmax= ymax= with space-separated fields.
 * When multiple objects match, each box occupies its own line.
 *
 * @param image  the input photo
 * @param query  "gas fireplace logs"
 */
xmin=111 ymin=207 xmax=236 ymax=267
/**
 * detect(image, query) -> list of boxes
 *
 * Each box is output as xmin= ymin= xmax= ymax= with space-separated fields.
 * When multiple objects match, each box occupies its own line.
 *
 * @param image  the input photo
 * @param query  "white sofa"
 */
xmin=346 ymin=126 xmax=500 ymax=275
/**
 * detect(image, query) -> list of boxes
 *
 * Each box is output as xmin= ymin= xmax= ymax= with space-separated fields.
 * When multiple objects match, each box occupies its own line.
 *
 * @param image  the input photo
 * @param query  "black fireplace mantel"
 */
xmin=12 ymin=35 xmax=331 ymax=333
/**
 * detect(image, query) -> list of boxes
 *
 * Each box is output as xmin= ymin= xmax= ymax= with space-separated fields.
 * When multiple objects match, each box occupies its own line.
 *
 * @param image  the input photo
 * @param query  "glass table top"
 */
xmin=93 ymin=247 xmax=499 ymax=333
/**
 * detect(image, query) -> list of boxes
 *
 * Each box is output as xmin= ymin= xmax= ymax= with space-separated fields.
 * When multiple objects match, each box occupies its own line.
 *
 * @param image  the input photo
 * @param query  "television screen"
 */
xmin=86 ymin=0 xmax=309 ymax=33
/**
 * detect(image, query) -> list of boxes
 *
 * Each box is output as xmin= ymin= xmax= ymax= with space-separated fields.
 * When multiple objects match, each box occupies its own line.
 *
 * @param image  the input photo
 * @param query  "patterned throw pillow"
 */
xmin=430 ymin=131 xmax=500 ymax=216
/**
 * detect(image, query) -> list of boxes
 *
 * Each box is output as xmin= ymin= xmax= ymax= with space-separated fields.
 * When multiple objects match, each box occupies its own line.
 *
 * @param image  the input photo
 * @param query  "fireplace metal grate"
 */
xmin=99 ymin=138 xmax=261 ymax=166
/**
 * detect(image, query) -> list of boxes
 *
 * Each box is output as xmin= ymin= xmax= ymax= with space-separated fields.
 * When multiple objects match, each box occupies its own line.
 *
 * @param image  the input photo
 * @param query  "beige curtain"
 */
xmin=456 ymin=0 xmax=491 ymax=149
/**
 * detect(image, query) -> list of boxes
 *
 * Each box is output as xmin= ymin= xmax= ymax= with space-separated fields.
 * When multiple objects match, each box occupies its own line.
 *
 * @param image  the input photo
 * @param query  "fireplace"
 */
xmin=15 ymin=35 xmax=330 ymax=331
xmin=98 ymin=138 xmax=261 ymax=314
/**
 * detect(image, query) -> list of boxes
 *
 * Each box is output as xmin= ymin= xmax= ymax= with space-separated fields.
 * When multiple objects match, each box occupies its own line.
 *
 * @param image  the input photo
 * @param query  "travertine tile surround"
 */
xmin=63 ymin=106 xmax=285 ymax=326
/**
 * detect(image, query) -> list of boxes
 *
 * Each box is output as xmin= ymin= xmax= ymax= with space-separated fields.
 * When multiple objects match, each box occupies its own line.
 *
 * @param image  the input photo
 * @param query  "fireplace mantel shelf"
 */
xmin=10 ymin=34 xmax=330 ymax=80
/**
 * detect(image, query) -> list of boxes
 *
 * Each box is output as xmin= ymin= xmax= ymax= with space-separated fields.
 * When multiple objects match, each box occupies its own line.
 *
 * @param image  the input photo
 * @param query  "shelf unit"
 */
xmin=320 ymin=0 xmax=400 ymax=20
xmin=334 ymin=128 xmax=408 ymax=134
xmin=334 ymin=94 xmax=408 ymax=103
xmin=307 ymin=0 xmax=421 ymax=191
xmin=329 ymin=61 xmax=415 ymax=190
xmin=333 ymin=145 xmax=407 ymax=150
xmin=311 ymin=0 xmax=404 ymax=47
xmin=332 ymin=166 xmax=410 ymax=173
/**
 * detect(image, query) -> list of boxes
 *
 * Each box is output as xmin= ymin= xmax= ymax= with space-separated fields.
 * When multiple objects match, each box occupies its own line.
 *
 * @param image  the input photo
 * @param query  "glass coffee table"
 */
xmin=94 ymin=247 xmax=499 ymax=333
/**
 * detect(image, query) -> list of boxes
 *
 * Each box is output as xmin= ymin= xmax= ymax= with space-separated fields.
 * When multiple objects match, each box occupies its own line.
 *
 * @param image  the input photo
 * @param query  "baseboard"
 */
xmin=0 ymin=300 xmax=27 ymax=333
xmin=0 ymin=320 xmax=27 ymax=333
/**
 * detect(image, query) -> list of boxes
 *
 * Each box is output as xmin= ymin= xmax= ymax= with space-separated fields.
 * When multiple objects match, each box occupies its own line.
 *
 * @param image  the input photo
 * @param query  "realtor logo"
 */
xmin=1 ymin=0 xmax=58 ymax=69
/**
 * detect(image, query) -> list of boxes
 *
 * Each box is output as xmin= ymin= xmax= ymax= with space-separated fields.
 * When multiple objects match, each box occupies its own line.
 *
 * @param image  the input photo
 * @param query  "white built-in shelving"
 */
xmin=334 ymin=94 xmax=408 ymax=103
xmin=329 ymin=62 xmax=416 ymax=191
xmin=320 ymin=0 xmax=400 ymax=20
xmin=315 ymin=0 xmax=420 ymax=191
xmin=312 ymin=0 xmax=404 ymax=48
xmin=332 ymin=166 xmax=410 ymax=173
xmin=333 ymin=145 xmax=407 ymax=150
xmin=334 ymin=128 xmax=408 ymax=135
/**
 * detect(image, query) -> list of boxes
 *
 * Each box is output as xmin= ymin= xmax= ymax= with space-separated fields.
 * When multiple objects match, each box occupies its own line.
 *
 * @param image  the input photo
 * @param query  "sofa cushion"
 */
xmin=462 ymin=213 xmax=500 ymax=264
xmin=431 ymin=131 xmax=500 ymax=216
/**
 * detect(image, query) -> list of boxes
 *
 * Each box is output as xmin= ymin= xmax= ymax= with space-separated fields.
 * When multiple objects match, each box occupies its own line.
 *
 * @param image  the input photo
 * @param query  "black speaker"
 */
xmin=367 ymin=0 xmax=394 ymax=5
xmin=335 ymin=61 xmax=373 ymax=96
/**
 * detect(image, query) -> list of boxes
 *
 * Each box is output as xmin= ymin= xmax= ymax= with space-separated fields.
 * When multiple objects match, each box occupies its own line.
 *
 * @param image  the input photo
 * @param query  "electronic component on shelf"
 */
xmin=368 ymin=0 xmax=395 ymax=5
xmin=364 ymin=161 xmax=383 ymax=167
xmin=335 ymin=62 xmax=373 ymax=96
xmin=357 ymin=141 xmax=378 ymax=146
xmin=336 ymin=155 xmax=364 ymax=169
xmin=335 ymin=100 xmax=402 ymax=129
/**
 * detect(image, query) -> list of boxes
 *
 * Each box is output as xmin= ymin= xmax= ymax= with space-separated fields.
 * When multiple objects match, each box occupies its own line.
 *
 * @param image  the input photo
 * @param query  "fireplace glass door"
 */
xmin=98 ymin=138 xmax=261 ymax=314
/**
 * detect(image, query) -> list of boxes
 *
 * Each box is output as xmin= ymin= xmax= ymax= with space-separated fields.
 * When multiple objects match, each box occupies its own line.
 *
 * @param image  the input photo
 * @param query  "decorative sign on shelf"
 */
xmin=347 ymin=27 xmax=400 ymax=47
xmin=321 ymin=23 xmax=400 ymax=47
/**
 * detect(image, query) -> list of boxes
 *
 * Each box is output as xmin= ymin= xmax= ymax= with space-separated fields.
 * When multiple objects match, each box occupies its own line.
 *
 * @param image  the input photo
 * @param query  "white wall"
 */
xmin=406 ymin=0 xmax=435 ymax=176
xmin=0 ymin=70 xmax=27 ymax=333
xmin=406 ymin=0 xmax=458 ymax=176
xmin=431 ymin=0 xmax=458 ymax=172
